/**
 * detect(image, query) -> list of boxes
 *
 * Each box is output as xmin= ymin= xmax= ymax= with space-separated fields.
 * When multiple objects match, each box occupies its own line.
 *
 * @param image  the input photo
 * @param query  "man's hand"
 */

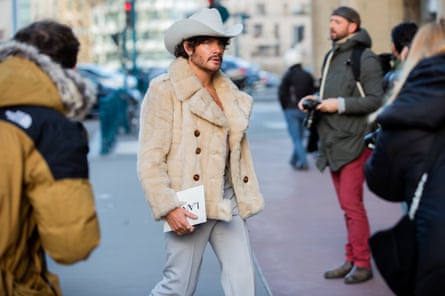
xmin=166 ymin=207 xmax=198 ymax=236
xmin=317 ymin=98 xmax=339 ymax=113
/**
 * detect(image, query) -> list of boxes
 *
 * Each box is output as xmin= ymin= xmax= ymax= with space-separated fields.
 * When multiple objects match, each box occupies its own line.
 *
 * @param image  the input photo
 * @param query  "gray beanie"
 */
xmin=332 ymin=6 xmax=361 ymax=29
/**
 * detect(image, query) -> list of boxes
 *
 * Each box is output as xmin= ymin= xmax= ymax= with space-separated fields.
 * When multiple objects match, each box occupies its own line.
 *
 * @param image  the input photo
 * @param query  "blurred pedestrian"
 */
xmin=0 ymin=20 xmax=100 ymax=295
xmin=278 ymin=46 xmax=316 ymax=170
xmin=137 ymin=8 xmax=264 ymax=296
xmin=365 ymin=21 xmax=445 ymax=295
xmin=299 ymin=6 xmax=384 ymax=284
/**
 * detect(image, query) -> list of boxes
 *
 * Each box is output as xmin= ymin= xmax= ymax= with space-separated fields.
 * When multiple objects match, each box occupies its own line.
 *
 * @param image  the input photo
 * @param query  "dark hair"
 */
xmin=174 ymin=36 xmax=230 ymax=58
xmin=391 ymin=22 xmax=418 ymax=54
xmin=13 ymin=20 xmax=80 ymax=68
xmin=378 ymin=52 xmax=394 ymax=75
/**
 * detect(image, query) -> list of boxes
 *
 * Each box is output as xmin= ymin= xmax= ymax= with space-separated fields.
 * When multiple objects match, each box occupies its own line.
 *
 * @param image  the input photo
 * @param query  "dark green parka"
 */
xmin=317 ymin=28 xmax=384 ymax=172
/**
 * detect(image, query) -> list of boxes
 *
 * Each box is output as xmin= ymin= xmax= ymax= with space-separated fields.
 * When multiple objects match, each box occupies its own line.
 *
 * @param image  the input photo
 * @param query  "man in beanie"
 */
xmin=299 ymin=6 xmax=384 ymax=284
xmin=137 ymin=8 xmax=264 ymax=295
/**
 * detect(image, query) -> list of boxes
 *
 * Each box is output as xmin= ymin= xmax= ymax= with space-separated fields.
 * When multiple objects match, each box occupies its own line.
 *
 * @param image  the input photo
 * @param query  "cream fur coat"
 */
xmin=137 ymin=57 xmax=264 ymax=222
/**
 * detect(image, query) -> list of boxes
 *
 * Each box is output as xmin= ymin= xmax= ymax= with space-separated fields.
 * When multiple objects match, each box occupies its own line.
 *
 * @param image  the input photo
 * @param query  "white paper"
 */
xmin=163 ymin=185 xmax=207 ymax=232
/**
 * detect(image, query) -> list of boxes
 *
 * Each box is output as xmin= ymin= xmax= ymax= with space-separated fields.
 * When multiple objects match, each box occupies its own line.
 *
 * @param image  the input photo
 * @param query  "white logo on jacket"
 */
xmin=6 ymin=110 xmax=32 ymax=129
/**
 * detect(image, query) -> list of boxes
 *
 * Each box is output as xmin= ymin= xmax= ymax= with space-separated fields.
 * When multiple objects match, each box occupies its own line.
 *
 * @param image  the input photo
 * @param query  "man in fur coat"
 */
xmin=137 ymin=8 xmax=264 ymax=296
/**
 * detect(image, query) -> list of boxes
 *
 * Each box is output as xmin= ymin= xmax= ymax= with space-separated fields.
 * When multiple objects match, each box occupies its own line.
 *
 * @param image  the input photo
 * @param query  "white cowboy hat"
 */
xmin=164 ymin=8 xmax=243 ymax=55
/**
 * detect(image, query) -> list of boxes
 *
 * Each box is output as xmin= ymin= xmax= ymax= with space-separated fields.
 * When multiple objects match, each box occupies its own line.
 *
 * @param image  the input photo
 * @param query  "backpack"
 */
xmin=322 ymin=45 xmax=392 ymax=96
xmin=349 ymin=45 xmax=392 ymax=92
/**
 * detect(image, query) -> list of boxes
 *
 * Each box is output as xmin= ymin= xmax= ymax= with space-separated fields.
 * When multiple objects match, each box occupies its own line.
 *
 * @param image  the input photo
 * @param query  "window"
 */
xmin=293 ymin=25 xmax=305 ymax=44
xmin=256 ymin=3 xmax=265 ymax=16
xmin=253 ymin=24 xmax=263 ymax=38
xmin=274 ymin=24 xmax=279 ymax=38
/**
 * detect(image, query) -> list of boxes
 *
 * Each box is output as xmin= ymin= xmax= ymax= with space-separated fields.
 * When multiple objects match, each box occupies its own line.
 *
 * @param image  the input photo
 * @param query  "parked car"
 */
xmin=77 ymin=63 xmax=139 ymax=89
xmin=221 ymin=55 xmax=262 ymax=91
xmin=76 ymin=64 xmax=142 ymax=125
xmin=144 ymin=66 xmax=168 ymax=82
xmin=259 ymin=70 xmax=280 ymax=88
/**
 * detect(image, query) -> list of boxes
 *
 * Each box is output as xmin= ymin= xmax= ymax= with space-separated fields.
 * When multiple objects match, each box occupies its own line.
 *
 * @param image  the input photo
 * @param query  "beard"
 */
xmin=330 ymin=30 xmax=348 ymax=42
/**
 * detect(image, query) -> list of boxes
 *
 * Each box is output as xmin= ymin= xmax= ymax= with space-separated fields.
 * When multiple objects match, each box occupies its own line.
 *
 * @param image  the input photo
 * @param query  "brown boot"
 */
xmin=344 ymin=266 xmax=373 ymax=284
xmin=324 ymin=262 xmax=353 ymax=279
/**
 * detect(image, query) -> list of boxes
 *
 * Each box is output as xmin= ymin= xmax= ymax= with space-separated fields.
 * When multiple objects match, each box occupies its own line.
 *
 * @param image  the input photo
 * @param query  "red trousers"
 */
xmin=330 ymin=149 xmax=372 ymax=268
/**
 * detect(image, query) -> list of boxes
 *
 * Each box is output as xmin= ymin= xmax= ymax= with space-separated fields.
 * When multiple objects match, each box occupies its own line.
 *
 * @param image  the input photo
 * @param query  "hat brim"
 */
xmin=164 ymin=19 xmax=243 ymax=55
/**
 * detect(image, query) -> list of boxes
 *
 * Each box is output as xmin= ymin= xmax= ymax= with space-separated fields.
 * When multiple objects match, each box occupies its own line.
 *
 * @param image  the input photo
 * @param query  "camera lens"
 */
xmin=302 ymin=99 xmax=319 ymax=111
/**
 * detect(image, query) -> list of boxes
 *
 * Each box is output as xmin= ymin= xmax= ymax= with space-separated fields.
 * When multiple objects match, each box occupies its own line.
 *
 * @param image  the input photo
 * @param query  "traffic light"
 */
xmin=124 ymin=1 xmax=134 ymax=28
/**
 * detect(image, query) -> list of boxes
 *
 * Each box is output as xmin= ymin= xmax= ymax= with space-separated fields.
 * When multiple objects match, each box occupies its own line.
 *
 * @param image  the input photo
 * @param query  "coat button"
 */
xmin=193 ymin=174 xmax=200 ymax=181
xmin=194 ymin=130 xmax=200 ymax=137
xmin=195 ymin=147 xmax=201 ymax=154
xmin=243 ymin=176 xmax=249 ymax=183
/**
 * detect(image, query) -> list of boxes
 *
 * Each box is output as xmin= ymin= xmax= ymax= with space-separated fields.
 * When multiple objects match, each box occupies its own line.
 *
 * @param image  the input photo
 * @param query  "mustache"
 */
xmin=209 ymin=54 xmax=223 ymax=61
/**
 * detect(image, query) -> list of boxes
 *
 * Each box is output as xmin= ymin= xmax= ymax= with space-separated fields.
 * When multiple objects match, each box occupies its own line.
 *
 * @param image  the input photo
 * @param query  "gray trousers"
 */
xmin=150 ymin=216 xmax=255 ymax=296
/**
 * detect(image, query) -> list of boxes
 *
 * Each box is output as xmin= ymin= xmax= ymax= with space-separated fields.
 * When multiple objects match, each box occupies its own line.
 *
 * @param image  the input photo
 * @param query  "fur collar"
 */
xmin=167 ymin=57 xmax=251 ymax=132
xmin=0 ymin=40 xmax=96 ymax=120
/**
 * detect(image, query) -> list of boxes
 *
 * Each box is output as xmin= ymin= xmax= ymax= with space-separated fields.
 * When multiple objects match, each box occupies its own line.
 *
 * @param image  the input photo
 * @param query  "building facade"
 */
xmin=0 ymin=0 xmax=14 ymax=40
xmin=30 ymin=0 xmax=101 ymax=63
xmin=222 ymin=0 xmax=312 ymax=73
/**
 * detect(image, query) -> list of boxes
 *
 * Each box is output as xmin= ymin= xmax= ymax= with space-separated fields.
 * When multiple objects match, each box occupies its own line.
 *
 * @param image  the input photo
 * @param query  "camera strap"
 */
xmin=319 ymin=49 xmax=334 ymax=99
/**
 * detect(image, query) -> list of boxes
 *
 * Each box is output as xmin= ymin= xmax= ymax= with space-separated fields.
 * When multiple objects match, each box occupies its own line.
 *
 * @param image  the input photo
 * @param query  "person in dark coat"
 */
xmin=278 ymin=46 xmax=315 ymax=170
xmin=365 ymin=22 xmax=445 ymax=295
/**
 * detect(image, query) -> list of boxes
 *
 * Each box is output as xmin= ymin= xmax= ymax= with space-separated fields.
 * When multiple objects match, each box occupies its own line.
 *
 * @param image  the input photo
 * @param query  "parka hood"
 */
xmin=334 ymin=28 xmax=372 ymax=51
xmin=0 ymin=40 xmax=96 ymax=120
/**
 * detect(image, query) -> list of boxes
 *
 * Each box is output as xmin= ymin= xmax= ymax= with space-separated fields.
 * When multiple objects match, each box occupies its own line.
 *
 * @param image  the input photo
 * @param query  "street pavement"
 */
xmin=49 ymin=94 xmax=401 ymax=295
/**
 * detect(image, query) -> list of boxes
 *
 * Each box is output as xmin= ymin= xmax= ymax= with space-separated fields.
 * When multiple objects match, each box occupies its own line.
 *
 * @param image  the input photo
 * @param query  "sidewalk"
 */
xmin=247 ymin=136 xmax=399 ymax=296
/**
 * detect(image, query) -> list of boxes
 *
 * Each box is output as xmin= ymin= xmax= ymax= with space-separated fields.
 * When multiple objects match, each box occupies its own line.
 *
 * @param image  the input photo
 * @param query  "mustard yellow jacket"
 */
xmin=0 ymin=41 xmax=100 ymax=295
xmin=137 ymin=57 xmax=264 ymax=222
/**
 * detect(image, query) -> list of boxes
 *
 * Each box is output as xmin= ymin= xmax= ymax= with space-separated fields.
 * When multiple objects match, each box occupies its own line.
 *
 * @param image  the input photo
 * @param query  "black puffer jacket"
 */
xmin=365 ymin=52 xmax=445 ymax=295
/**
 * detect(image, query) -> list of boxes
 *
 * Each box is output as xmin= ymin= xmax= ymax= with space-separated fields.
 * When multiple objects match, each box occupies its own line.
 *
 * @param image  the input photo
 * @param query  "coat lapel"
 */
xmin=168 ymin=57 xmax=252 ymax=131
xmin=188 ymin=91 xmax=228 ymax=127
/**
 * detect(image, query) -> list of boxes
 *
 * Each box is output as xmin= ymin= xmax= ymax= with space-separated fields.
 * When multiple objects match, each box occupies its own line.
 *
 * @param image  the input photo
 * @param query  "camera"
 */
xmin=302 ymin=99 xmax=320 ymax=111
xmin=301 ymin=99 xmax=321 ymax=129
xmin=364 ymin=128 xmax=380 ymax=149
